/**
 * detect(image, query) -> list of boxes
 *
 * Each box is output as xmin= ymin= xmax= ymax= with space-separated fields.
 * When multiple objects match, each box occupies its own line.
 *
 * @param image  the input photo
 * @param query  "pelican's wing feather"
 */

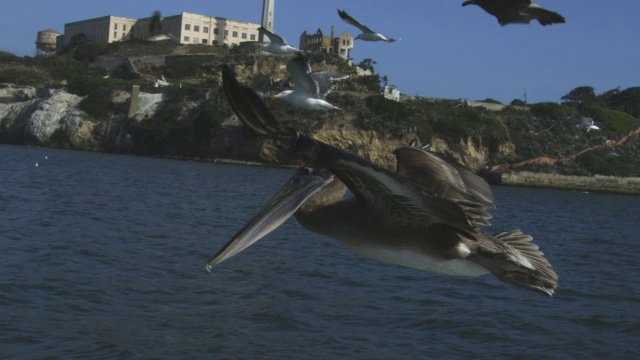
xmin=291 ymin=134 xmax=477 ymax=234
xmin=222 ymin=65 xmax=280 ymax=136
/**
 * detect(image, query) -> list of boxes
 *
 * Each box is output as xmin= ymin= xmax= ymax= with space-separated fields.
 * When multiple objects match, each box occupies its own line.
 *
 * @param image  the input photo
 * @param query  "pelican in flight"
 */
xmin=337 ymin=9 xmax=398 ymax=42
xmin=462 ymin=0 xmax=566 ymax=26
xmin=275 ymin=52 xmax=349 ymax=110
xmin=208 ymin=65 xmax=559 ymax=296
xmin=257 ymin=27 xmax=299 ymax=54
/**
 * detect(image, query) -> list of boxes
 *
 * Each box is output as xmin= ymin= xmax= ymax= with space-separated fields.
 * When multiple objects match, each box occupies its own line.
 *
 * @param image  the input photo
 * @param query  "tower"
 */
xmin=260 ymin=0 xmax=274 ymax=42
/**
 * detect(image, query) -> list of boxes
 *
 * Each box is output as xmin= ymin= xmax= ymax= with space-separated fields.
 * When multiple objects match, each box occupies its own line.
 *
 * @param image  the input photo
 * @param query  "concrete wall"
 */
xmin=499 ymin=171 xmax=640 ymax=195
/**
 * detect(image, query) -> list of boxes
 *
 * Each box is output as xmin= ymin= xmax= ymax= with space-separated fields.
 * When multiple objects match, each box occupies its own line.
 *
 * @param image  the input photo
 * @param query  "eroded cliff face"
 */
xmin=210 ymin=111 xmax=514 ymax=172
xmin=0 ymin=86 xmax=103 ymax=149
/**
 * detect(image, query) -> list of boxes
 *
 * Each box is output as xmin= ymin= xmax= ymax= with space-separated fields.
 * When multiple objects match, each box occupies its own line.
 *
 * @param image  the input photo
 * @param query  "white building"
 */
xmin=383 ymin=85 xmax=400 ymax=102
xmin=60 ymin=12 xmax=262 ymax=48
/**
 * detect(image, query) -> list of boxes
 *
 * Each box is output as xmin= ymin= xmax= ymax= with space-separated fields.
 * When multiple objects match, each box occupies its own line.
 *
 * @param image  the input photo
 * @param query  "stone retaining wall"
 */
xmin=498 ymin=171 xmax=640 ymax=194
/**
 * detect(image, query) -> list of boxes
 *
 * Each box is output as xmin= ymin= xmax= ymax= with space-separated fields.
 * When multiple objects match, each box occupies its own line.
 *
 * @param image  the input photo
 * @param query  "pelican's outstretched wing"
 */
xmin=394 ymin=146 xmax=494 ymax=225
xmin=221 ymin=64 xmax=280 ymax=136
xmin=290 ymin=134 xmax=477 ymax=235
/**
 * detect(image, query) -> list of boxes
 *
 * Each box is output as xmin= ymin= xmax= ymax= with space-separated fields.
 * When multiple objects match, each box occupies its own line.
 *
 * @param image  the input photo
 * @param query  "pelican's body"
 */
xmin=295 ymin=196 xmax=490 ymax=277
xmin=338 ymin=9 xmax=398 ymax=42
xmin=258 ymin=27 xmax=299 ymax=54
xmin=275 ymin=53 xmax=348 ymax=110
xmin=209 ymin=65 xmax=559 ymax=297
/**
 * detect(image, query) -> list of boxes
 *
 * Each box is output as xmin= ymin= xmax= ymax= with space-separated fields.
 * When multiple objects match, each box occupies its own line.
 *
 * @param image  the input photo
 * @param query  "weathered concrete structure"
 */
xmin=497 ymin=171 xmax=640 ymax=195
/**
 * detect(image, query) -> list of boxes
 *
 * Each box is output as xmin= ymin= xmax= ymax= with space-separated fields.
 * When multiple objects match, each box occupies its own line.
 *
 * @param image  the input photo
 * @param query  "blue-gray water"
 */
xmin=1 ymin=144 xmax=639 ymax=359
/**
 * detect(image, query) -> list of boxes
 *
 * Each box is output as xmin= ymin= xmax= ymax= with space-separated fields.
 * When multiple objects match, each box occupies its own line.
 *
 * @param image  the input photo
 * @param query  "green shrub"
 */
xmin=480 ymin=98 xmax=502 ymax=104
xmin=0 ymin=51 xmax=22 ymax=64
xmin=39 ymin=55 xmax=88 ymax=81
xmin=585 ymin=105 xmax=639 ymax=133
xmin=73 ymin=41 xmax=112 ymax=62
xmin=0 ymin=67 xmax=47 ymax=86
xmin=576 ymin=150 xmax=637 ymax=176
xmin=529 ymin=102 xmax=570 ymax=120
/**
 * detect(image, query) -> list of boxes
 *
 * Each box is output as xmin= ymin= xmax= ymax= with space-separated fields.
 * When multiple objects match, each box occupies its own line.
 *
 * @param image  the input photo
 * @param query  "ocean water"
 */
xmin=1 ymin=144 xmax=639 ymax=359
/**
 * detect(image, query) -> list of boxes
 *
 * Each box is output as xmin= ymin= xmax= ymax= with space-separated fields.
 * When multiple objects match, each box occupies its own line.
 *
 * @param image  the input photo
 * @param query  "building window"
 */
xmin=123 ymin=24 xmax=127 ymax=31
xmin=185 ymin=24 xmax=191 ymax=30
xmin=183 ymin=36 xmax=190 ymax=42
xmin=232 ymin=31 xmax=238 ymax=38
xmin=202 ymin=39 xmax=208 ymax=44
xmin=224 ymin=30 xmax=228 ymax=36
xmin=214 ymin=28 xmax=219 ymax=35
xmin=241 ymin=33 xmax=247 ymax=39
xmin=250 ymin=34 xmax=256 ymax=40
xmin=113 ymin=31 xmax=117 ymax=39
xmin=203 ymin=27 xmax=209 ymax=33
xmin=114 ymin=23 xmax=118 ymax=30
xmin=194 ymin=25 xmax=200 ymax=32
xmin=193 ymin=37 xmax=199 ymax=43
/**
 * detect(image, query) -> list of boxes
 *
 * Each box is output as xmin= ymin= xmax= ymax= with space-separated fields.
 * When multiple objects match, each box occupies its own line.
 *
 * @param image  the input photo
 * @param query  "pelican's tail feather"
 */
xmin=470 ymin=230 xmax=558 ymax=296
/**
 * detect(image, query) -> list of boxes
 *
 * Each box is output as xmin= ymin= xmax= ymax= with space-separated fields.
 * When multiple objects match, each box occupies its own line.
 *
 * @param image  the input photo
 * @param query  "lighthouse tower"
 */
xmin=260 ymin=0 xmax=274 ymax=42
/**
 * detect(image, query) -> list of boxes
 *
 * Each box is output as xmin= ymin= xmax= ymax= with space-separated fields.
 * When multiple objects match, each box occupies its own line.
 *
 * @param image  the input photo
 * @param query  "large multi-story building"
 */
xmin=59 ymin=12 xmax=262 ymax=49
xmin=299 ymin=26 xmax=354 ymax=59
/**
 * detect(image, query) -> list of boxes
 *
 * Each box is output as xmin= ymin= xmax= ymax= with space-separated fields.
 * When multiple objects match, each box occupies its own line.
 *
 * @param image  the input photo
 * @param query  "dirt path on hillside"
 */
xmin=491 ymin=126 xmax=640 ymax=172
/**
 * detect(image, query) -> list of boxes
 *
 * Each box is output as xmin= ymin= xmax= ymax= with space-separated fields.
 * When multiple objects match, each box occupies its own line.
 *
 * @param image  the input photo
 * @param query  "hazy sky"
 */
xmin=2 ymin=1 xmax=639 ymax=103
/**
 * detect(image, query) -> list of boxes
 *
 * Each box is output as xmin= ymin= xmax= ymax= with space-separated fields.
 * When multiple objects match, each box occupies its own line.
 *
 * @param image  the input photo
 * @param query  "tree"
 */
xmin=510 ymin=99 xmax=527 ymax=107
xmin=561 ymin=86 xmax=596 ymax=106
xmin=357 ymin=58 xmax=376 ymax=73
xmin=604 ymin=86 xmax=640 ymax=119
xmin=149 ymin=11 xmax=163 ymax=36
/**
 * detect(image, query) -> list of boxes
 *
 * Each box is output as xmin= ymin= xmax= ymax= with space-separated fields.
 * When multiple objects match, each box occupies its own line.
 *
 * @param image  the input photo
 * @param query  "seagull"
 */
xmin=275 ymin=52 xmax=349 ymax=110
xmin=337 ymin=9 xmax=398 ymax=42
xmin=147 ymin=34 xmax=175 ymax=42
xmin=461 ymin=0 xmax=566 ymax=26
xmin=577 ymin=117 xmax=600 ymax=133
xmin=207 ymin=65 xmax=560 ymax=297
xmin=257 ymin=27 xmax=299 ymax=54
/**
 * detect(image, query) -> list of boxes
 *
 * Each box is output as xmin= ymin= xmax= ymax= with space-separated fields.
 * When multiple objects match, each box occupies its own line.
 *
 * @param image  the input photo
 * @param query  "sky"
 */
xmin=1 ymin=0 xmax=639 ymax=104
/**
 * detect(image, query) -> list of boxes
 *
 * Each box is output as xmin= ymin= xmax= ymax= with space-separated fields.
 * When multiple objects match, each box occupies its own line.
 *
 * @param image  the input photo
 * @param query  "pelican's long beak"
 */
xmin=206 ymin=167 xmax=333 ymax=270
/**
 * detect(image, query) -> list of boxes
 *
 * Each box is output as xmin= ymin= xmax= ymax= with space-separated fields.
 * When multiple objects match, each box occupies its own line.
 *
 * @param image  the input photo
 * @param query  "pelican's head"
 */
xmin=462 ymin=0 xmax=476 ymax=6
xmin=205 ymin=166 xmax=332 ymax=270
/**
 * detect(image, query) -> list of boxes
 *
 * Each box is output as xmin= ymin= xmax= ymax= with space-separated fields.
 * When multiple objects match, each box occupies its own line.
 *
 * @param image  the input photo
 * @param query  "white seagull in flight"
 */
xmin=337 ymin=9 xmax=398 ymax=42
xmin=577 ymin=117 xmax=600 ymax=133
xmin=258 ymin=27 xmax=299 ymax=54
xmin=275 ymin=52 xmax=349 ymax=111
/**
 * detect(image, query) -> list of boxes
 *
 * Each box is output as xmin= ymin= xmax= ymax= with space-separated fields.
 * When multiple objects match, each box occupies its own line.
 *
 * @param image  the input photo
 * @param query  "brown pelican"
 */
xmin=462 ymin=0 xmax=566 ymax=26
xmin=208 ymin=65 xmax=559 ymax=296
xmin=337 ymin=9 xmax=398 ymax=42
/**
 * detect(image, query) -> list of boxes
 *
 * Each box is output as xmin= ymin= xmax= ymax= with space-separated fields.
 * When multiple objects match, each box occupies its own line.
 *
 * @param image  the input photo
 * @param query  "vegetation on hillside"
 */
xmin=1 ymin=38 xmax=640 ymax=177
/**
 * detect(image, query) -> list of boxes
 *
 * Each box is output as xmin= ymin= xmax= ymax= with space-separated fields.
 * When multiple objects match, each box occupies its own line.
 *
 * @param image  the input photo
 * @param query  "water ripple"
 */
xmin=1 ymin=145 xmax=639 ymax=359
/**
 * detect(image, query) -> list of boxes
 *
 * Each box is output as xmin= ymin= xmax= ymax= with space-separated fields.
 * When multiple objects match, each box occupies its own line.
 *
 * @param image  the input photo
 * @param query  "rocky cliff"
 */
xmin=2 ymin=50 xmax=639 ymax=185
